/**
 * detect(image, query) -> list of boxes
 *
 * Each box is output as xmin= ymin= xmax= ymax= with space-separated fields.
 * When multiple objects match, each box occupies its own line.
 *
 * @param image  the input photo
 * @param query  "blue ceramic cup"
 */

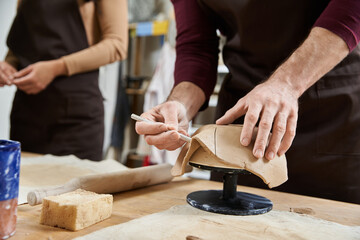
xmin=0 ymin=140 xmax=21 ymax=239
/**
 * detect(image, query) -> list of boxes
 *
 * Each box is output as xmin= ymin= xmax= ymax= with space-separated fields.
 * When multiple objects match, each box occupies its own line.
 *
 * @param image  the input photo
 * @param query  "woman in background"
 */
xmin=0 ymin=0 xmax=128 ymax=160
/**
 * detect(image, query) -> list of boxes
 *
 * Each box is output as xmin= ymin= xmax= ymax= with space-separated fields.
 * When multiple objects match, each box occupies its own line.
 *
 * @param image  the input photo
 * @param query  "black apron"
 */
xmin=7 ymin=0 xmax=104 ymax=161
xmin=199 ymin=0 xmax=360 ymax=204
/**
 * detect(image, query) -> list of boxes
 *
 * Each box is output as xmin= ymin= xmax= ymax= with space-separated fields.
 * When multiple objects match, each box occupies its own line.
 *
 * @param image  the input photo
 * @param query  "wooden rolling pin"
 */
xmin=27 ymin=164 xmax=173 ymax=206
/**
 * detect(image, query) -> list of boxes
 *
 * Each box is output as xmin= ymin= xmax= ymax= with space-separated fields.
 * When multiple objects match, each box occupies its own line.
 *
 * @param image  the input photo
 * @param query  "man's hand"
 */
xmin=217 ymin=81 xmax=298 ymax=160
xmin=0 ymin=61 xmax=16 ymax=87
xmin=135 ymin=82 xmax=205 ymax=151
xmin=135 ymin=101 xmax=190 ymax=150
xmin=12 ymin=59 xmax=67 ymax=94
xmin=217 ymin=27 xmax=349 ymax=160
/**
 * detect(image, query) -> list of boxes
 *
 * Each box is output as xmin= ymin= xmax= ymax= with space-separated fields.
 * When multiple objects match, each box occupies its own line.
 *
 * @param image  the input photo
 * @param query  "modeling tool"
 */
xmin=131 ymin=113 xmax=191 ymax=142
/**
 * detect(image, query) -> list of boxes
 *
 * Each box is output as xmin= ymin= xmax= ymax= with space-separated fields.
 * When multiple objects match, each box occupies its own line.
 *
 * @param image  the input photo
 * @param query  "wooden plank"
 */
xmin=12 ymin=177 xmax=360 ymax=240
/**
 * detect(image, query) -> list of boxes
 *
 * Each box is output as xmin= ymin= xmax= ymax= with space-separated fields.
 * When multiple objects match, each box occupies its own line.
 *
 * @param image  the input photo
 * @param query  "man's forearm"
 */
xmin=269 ymin=27 xmax=349 ymax=97
xmin=167 ymin=27 xmax=349 ymax=125
xmin=168 ymin=81 xmax=206 ymax=120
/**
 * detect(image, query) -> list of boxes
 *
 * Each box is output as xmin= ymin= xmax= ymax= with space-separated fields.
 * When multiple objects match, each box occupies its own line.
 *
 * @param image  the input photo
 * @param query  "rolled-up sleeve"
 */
xmin=314 ymin=0 xmax=360 ymax=52
xmin=172 ymin=0 xmax=219 ymax=107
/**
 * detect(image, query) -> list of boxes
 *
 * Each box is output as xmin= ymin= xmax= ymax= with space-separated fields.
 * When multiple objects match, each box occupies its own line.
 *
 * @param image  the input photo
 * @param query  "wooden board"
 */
xmin=12 ymin=177 xmax=360 ymax=240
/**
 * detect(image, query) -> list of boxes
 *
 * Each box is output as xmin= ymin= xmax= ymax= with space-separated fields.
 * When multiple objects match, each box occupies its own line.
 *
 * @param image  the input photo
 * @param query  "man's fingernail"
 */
xmin=241 ymin=138 xmax=249 ymax=145
xmin=268 ymin=151 xmax=274 ymax=160
xmin=255 ymin=149 xmax=263 ymax=158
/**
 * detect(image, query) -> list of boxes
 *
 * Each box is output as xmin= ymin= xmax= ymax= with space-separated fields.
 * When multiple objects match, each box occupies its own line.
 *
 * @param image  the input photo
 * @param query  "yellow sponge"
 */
xmin=40 ymin=189 xmax=113 ymax=231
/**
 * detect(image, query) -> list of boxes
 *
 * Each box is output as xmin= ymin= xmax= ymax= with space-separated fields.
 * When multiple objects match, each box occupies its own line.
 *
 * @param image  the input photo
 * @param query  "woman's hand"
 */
xmin=12 ymin=59 xmax=67 ymax=94
xmin=0 ymin=61 xmax=17 ymax=87
xmin=135 ymin=101 xmax=190 ymax=150
xmin=217 ymin=80 xmax=299 ymax=160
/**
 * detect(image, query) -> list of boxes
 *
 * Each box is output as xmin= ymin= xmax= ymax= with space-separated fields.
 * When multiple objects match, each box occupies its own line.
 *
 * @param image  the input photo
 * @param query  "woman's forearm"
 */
xmin=52 ymin=59 xmax=68 ymax=77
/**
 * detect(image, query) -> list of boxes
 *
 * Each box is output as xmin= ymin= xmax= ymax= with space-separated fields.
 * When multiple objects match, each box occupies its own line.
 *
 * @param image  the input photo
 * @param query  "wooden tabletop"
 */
xmin=13 ymin=176 xmax=360 ymax=240
xmin=14 ymin=152 xmax=360 ymax=239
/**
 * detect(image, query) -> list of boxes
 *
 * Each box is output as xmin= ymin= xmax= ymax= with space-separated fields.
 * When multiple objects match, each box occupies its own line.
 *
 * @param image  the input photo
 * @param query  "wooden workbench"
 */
xmin=13 ymin=152 xmax=359 ymax=239
xmin=12 ymin=176 xmax=360 ymax=240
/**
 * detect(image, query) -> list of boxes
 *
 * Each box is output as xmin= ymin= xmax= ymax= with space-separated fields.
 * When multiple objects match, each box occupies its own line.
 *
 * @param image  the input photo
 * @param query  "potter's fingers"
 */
xmin=135 ymin=121 xmax=168 ymax=135
xmin=240 ymin=104 xmax=262 ymax=146
xmin=156 ymin=141 xmax=185 ymax=151
xmin=140 ymin=112 xmax=163 ymax=123
xmin=278 ymin=112 xmax=297 ymax=156
xmin=265 ymin=112 xmax=287 ymax=160
xmin=144 ymin=131 xmax=184 ymax=150
xmin=160 ymin=102 xmax=183 ymax=131
xmin=216 ymin=99 xmax=246 ymax=125
xmin=253 ymin=108 xmax=276 ymax=159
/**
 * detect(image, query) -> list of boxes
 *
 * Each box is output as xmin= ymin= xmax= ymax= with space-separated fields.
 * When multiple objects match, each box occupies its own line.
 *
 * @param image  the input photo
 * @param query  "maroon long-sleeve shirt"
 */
xmin=172 ymin=0 xmax=360 ymax=105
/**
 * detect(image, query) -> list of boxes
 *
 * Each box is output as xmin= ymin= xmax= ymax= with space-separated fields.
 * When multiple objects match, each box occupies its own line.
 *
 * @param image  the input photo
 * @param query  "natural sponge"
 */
xmin=40 ymin=189 xmax=113 ymax=231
